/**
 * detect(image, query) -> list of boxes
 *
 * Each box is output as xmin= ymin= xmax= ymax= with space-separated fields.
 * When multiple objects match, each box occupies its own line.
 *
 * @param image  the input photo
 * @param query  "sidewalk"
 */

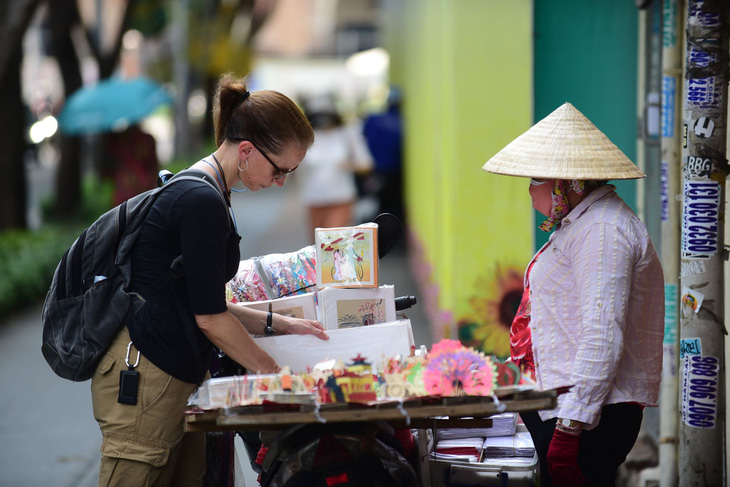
xmin=0 ymin=174 xmax=431 ymax=486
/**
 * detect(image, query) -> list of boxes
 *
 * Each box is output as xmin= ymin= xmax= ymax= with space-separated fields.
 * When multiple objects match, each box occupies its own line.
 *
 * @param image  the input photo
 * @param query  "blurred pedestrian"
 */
xmin=299 ymin=94 xmax=373 ymax=238
xmin=90 ymin=73 xmax=329 ymax=487
xmin=482 ymin=102 xmax=664 ymax=487
xmin=362 ymin=87 xmax=404 ymax=223
xmin=102 ymin=124 xmax=160 ymax=206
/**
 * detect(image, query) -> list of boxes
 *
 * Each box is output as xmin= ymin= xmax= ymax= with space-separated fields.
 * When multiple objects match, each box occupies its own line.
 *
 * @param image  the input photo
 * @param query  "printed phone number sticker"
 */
xmin=681 ymin=179 xmax=720 ymax=259
xmin=687 ymin=44 xmax=722 ymax=113
xmin=681 ymin=352 xmax=718 ymax=429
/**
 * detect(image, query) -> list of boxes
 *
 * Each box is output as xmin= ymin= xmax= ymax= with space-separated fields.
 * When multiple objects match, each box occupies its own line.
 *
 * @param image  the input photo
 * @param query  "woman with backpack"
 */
xmin=90 ymin=73 xmax=329 ymax=487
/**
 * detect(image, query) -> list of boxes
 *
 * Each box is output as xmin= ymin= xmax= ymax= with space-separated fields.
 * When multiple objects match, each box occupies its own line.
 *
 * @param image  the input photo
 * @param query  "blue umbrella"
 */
xmin=58 ymin=76 xmax=173 ymax=135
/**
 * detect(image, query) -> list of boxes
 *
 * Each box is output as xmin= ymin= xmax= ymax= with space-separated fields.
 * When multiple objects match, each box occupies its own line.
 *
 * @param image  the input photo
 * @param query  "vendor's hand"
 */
xmin=275 ymin=315 xmax=329 ymax=340
xmin=547 ymin=428 xmax=585 ymax=487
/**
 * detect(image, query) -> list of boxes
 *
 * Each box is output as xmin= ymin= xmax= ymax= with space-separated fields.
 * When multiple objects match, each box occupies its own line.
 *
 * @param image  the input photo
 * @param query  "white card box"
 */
xmin=253 ymin=319 xmax=415 ymax=373
xmin=237 ymin=292 xmax=317 ymax=320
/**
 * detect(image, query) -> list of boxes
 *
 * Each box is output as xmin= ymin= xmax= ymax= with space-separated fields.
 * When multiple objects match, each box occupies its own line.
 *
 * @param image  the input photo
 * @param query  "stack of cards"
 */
xmin=433 ymin=437 xmax=485 ymax=463
xmin=482 ymin=432 xmax=535 ymax=458
xmin=435 ymin=413 xmax=517 ymax=441
xmin=226 ymin=245 xmax=317 ymax=303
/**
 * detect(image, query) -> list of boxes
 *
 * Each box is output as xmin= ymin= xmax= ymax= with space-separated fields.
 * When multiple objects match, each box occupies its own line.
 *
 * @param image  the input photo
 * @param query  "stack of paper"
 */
xmin=434 ymin=437 xmax=485 ymax=463
xmin=435 ymin=413 xmax=518 ymax=441
xmin=482 ymin=432 xmax=535 ymax=458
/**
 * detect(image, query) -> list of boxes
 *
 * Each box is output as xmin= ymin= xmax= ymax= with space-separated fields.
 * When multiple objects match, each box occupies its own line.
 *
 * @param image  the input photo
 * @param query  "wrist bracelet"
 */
xmin=265 ymin=310 xmax=275 ymax=336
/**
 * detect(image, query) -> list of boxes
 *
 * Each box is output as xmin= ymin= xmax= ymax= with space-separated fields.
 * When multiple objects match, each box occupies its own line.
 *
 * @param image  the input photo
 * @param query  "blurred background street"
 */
xmin=1 ymin=0 xmax=725 ymax=485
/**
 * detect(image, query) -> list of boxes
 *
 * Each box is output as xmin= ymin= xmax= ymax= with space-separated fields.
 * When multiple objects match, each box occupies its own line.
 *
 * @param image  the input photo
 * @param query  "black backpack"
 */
xmin=41 ymin=169 xmax=225 ymax=381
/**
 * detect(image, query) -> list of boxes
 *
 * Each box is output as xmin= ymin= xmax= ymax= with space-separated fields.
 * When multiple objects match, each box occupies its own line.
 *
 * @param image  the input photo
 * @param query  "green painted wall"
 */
xmin=384 ymin=0 xmax=534 ymax=355
xmin=533 ymin=0 xmax=639 ymax=248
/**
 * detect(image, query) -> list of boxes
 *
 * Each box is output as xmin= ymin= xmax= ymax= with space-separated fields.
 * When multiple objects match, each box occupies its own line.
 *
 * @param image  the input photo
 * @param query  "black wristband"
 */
xmin=265 ymin=311 xmax=275 ymax=336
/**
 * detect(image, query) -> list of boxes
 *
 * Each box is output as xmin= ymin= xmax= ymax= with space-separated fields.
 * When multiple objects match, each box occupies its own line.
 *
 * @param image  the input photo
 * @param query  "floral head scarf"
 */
xmin=538 ymin=179 xmax=586 ymax=232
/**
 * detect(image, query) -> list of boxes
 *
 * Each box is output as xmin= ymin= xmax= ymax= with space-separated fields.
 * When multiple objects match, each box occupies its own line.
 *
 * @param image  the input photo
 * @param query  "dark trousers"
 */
xmin=521 ymin=403 xmax=643 ymax=487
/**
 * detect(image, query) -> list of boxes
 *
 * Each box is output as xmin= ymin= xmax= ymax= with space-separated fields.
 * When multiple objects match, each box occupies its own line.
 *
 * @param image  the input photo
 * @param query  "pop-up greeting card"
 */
xmin=423 ymin=339 xmax=497 ymax=397
xmin=315 ymin=223 xmax=378 ymax=289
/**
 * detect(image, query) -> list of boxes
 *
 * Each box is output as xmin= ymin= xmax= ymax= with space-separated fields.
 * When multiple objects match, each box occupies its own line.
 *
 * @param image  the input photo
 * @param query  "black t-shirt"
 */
xmin=127 ymin=178 xmax=240 ymax=383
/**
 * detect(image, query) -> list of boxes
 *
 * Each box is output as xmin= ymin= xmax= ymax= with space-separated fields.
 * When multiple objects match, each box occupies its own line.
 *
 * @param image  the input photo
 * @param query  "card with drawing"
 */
xmin=315 ymin=223 xmax=378 ymax=289
xmin=318 ymin=286 xmax=395 ymax=330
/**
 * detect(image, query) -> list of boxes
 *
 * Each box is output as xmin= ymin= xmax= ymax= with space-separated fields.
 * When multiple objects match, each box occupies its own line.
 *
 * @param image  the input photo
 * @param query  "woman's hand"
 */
xmin=547 ymin=427 xmax=585 ymax=487
xmin=273 ymin=314 xmax=329 ymax=340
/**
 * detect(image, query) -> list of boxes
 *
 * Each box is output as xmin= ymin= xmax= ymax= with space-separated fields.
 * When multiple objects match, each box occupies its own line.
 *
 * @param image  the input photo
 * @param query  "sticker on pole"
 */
xmin=692 ymin=117 xmax=715 ymax=138
xmin=681 ymin=179 xmax=720 ymax=259
xmin=682 ymin=156 xmax=713 ymax=179
xmin=680 ymin=286 xmax=704 ymax=314
xmin=681 ymin=352 xmax=718 ymax=429
xmin=687 ymin=43 xmax=722 ymax=114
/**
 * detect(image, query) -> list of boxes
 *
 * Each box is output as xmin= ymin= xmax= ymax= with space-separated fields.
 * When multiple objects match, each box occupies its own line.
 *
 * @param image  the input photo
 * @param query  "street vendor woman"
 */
xmin=90 ymin=73 xmax=329 ymax=486
xmin=482 ymin=102 xmax=664 ymax=487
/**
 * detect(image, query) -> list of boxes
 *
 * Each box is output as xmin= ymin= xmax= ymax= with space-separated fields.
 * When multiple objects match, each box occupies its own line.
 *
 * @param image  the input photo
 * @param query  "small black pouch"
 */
xmin=118 ymin=368 xmax=139 ymax=405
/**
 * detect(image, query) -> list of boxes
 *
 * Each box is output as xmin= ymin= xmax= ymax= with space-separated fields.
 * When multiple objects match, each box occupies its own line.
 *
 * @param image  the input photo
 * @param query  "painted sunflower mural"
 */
xmin=458 ymin=264 xmax=525 ymax=359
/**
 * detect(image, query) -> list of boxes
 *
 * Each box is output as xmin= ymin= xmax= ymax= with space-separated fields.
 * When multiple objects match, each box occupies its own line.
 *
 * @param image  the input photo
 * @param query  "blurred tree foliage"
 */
xmin=0 ymin=0 xmax=272 ymax=230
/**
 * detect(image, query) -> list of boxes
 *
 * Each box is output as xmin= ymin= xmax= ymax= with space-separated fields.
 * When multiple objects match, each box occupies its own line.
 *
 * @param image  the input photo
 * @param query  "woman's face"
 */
xmin=529 ymin=179 xmax=554 ymax=216
xmin=238 ymin=141 xmax=307 ymax=191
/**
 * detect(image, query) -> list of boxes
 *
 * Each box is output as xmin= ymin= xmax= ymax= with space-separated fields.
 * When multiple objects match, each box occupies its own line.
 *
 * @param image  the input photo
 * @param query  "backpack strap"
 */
xmin=137 ymin=171 xmax=230 ymax=381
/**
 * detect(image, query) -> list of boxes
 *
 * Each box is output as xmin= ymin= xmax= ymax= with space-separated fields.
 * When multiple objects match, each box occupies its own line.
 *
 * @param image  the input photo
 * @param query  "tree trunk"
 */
xmin=0 ymin=0 xmax=41 ymax=80
xmin=49 ymin=0 xmax=83 ymax=217
xmin=82 ymin=0 xmax=135 ymax=79
xmin=0 ymin=48 xmax=28 ymax=230
xmin=0 ymin=0 xmax=41 ymax=230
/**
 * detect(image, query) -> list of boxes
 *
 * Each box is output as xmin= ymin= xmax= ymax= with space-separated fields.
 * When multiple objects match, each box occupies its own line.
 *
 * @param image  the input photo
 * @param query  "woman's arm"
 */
xmin=195 ymin=311 xmax=280 ymax=374
xmin=226 ymin=302 xmax=329 ymax=340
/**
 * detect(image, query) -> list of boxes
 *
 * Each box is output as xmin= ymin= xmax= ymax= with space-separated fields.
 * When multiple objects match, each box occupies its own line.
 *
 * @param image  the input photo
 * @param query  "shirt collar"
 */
xmin=557 ymin=184 xmax=616 ymax=227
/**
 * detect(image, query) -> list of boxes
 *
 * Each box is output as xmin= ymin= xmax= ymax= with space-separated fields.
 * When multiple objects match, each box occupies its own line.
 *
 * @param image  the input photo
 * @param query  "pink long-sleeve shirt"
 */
xmin=528 ymin=184 xmax=664 ymax=429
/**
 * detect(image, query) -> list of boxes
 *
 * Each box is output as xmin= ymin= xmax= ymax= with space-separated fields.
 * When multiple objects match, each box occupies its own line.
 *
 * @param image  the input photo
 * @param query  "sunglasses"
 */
xmin=530 ymin=178 xmax=549 ymax=186
xmin=240 ymin=139 xmax=298 ymax=181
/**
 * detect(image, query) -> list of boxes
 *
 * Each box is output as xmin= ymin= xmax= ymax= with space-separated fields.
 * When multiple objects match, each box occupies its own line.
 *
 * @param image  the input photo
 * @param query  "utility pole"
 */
xmin=659 ymin=0 xmax=682 ymax=485
xmin=678 ymin=1 xmax=728 ymax=485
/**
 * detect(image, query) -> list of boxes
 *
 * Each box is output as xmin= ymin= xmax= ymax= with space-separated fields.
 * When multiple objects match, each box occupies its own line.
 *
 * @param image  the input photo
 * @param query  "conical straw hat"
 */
xmin=482 ymin=102 xmax=645 ymax=180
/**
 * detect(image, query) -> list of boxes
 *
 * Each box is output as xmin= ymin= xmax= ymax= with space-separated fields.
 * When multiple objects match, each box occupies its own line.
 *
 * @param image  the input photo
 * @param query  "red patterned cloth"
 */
xmin=510 ymin=245 xmax=550 ymax=376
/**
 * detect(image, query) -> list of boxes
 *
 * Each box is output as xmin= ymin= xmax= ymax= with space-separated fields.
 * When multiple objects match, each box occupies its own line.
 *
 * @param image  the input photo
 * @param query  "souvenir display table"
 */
xmin=184 ymin=387 xmax=556 ymax=432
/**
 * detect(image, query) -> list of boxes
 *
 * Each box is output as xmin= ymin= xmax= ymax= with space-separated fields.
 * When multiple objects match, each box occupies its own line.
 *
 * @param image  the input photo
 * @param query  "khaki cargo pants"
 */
xmin=91 ymin=326 xmax=205 ymax=487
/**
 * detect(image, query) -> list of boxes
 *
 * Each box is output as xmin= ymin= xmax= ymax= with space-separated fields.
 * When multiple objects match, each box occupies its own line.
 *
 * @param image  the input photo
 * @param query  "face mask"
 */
xmin=529 ymin=179 xmax=554 ymax=216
